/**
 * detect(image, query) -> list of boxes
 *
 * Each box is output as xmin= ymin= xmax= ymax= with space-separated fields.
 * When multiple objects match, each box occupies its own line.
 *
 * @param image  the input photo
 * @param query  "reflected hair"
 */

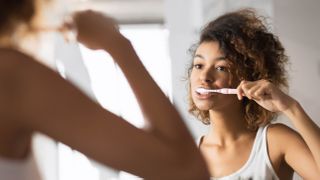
xmin=0 ymin=0 xmax=51 ymax=44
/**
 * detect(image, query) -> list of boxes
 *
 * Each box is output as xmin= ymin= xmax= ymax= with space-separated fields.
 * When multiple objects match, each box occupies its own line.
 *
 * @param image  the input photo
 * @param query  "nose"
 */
xmin=199 ymin=70 xmax=213 ymax=83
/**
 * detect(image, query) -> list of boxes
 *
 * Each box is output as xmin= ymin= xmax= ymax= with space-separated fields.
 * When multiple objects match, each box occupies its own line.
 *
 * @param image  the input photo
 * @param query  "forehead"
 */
xmin=195 ymin=41 xmax=224 ymax=57
xmin=194 ymin=41 xmax=227 ymax=63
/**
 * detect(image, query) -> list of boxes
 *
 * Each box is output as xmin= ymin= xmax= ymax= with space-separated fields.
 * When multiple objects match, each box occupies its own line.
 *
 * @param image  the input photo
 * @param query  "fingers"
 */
xmin=62 ymin=10 xmax=121 ymax=50
xmin=254 ymin=85 xmax=269 ymax=99
xmin=237 ymin=81 xmax=245 ymax=100
xmin=237 ymin=80 xmax=271 ymax=101
xmin=237 ymin=80 xmax=255 ymax=100
xmin=246 ymin=84 xmax=262 ymax=100
xmin=72 ymin=10 xmax=118 ymax=31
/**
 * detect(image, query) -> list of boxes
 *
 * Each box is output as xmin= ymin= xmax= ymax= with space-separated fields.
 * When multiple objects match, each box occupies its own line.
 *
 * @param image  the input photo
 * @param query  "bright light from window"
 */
xmin=80 ymin=24 xmax=171 ymax=127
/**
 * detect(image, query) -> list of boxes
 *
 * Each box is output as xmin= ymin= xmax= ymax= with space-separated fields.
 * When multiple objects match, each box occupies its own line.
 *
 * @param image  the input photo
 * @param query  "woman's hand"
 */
xmin=67 ymin=10 xmax=127 ymax=51
xmin=237 ymin=79 xmax=297 ymax=113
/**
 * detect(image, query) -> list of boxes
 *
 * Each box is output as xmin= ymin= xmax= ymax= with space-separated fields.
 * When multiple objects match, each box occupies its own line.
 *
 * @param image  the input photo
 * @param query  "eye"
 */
xmin=216 ymin=66 xmax=228 ymax=72
xmin=193 ymin=64 xmax=203 ymax=69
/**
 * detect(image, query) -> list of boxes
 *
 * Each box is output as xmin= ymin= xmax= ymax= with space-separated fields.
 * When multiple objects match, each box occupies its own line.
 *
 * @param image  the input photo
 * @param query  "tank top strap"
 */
xmin=259 ymin=124 xmax=271 ymax=154
xmin=249 ymin=125 xmax=265 ymax=156
xmin=260 ymin=124 xmax=278 ymax=176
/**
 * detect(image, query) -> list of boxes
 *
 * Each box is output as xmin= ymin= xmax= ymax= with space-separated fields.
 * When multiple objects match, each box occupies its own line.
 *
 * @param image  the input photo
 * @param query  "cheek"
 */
xmin=189 ymin=81 xmax=199 ymax=103
xmin=215 ymin=78 xmax=230 ymax=88
xmin=228 ymin=72 xmax=240 ymax=88
xmin=189 ymin=74 xmax=197 ymax=89
xmin=217 ymin=72 xmax=238 ymax=88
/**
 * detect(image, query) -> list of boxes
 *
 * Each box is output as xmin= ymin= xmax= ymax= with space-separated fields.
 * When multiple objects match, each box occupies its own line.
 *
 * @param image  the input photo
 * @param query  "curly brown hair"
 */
xmin=0 ymin=0 xmax=36 ymax=35
xmin=0 ymin=0 xmax=50 ymax=46
xmin=187 ymin=9 xmax=288 ymax=130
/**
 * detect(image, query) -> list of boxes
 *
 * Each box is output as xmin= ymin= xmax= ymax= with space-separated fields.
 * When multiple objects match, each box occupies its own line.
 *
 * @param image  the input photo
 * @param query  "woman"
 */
xmin=0 ymin=1 xmax=209 ymax=179
xmin=188 ymin=9 xmax=320 ymax=179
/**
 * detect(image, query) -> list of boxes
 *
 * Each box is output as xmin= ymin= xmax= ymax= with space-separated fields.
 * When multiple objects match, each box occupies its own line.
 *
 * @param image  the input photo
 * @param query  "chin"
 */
xmin=194 ymin=102 xmax=214 ymax=111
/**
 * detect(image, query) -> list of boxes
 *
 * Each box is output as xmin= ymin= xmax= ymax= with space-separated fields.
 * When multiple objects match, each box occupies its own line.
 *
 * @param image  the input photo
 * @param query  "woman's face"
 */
xmin=190 ymin=41 xmax=239 ymax=111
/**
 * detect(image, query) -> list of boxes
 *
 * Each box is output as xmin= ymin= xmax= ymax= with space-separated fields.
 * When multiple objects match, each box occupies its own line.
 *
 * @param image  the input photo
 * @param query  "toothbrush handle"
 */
xmin=221 ymin=88 xmax=238 ymax=94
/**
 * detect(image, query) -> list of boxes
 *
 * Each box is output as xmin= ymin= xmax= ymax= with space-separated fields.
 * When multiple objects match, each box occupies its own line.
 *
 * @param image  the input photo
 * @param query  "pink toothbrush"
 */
xmin=196 ymin=88 xmax=238 ymax=94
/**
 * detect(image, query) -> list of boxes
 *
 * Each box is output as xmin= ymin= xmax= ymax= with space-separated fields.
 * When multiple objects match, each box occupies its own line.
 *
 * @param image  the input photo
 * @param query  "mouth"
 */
xmin=194 ymin=87 xmax=215 ymax=99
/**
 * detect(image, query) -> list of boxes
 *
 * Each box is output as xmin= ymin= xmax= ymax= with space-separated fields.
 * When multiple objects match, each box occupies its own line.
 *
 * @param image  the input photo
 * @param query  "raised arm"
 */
xmin=72 ymin=11 xmax=192 ymax=142
xmin=73 ymin=11 xmax=210 ymax=177
xmin=1 ymin=11 xmax=209 ymax=180
xmin=238 ymin=79 xmax=320 ymax=178
xmin=282 ymin=100 xmax=320 ymax=178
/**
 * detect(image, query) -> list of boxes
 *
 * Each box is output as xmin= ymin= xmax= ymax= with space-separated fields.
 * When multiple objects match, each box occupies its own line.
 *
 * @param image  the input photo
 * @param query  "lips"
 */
xmin=195 ymin=92 xmax=213 ymax=99
xmin=194 ymin=87 xmax=215 ymax=99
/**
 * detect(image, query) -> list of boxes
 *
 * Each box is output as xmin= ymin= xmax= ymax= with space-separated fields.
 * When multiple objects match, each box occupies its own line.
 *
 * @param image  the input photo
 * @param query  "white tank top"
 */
xmin=0 ymin=150 xmax=42 ymax=180
xmin=198 ymin=125 xmax=279 ymax=180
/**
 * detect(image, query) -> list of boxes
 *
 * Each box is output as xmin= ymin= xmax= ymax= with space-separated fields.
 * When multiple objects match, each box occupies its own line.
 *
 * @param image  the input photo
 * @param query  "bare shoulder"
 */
xmin=0 ymin=48 xmax=32 ymax=123
xmin=0 ymin=48 xmax=38 ymax=70
xmin=0 ymin=48 xmax=34 ymax=60
xmin=267 ymin=123 xmax=302 ymax=152
xmin=0 ymin=48 xmax=48 ymax=118
xmin=268 ymin=123 xmax=299 ymax=137
xmin=265 ymin=123 xmax=298 ymax=178
xmin=0 ymin=48 xmax=56 ymax=81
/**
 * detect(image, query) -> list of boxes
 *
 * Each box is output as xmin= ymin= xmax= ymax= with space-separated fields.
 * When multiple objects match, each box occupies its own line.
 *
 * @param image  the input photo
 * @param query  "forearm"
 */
xmin=284 ymin=101 xmax=320 ymax=170
xmin=104 ymin=38 xmax=193 ymax=144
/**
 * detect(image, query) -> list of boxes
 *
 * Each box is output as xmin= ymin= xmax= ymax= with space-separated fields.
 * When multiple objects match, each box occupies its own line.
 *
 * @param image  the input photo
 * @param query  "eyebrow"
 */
xmin=194 ymin=54 xmax=226 ymax=61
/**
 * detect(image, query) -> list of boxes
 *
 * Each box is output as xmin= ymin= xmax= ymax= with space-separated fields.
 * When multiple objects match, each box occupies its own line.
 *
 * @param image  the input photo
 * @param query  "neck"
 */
xmin=206 ymin=105 xmax=253 ymax=146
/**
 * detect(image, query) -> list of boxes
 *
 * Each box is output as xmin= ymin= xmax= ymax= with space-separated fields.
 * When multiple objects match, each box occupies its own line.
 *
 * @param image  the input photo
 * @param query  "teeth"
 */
xmin=196 ymin=88 xmax=210 ymax=95
xmin=200 ymin=92 xmax=209 ymax=95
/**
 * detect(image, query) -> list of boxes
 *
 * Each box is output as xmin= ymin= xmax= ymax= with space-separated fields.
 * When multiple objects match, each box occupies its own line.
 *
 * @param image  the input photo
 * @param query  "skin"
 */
xmin=0 ymin=11 xmax=210 ymax=180
xmin=191 ymin=41 xmax=320 ymax=179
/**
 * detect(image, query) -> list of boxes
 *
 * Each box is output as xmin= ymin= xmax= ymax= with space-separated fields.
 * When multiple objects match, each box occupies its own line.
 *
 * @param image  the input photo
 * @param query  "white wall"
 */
xmin=164 ymin=0 xmax=209 ymax=138
xmin=274 ymin=0 xmax=320 ymax=128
